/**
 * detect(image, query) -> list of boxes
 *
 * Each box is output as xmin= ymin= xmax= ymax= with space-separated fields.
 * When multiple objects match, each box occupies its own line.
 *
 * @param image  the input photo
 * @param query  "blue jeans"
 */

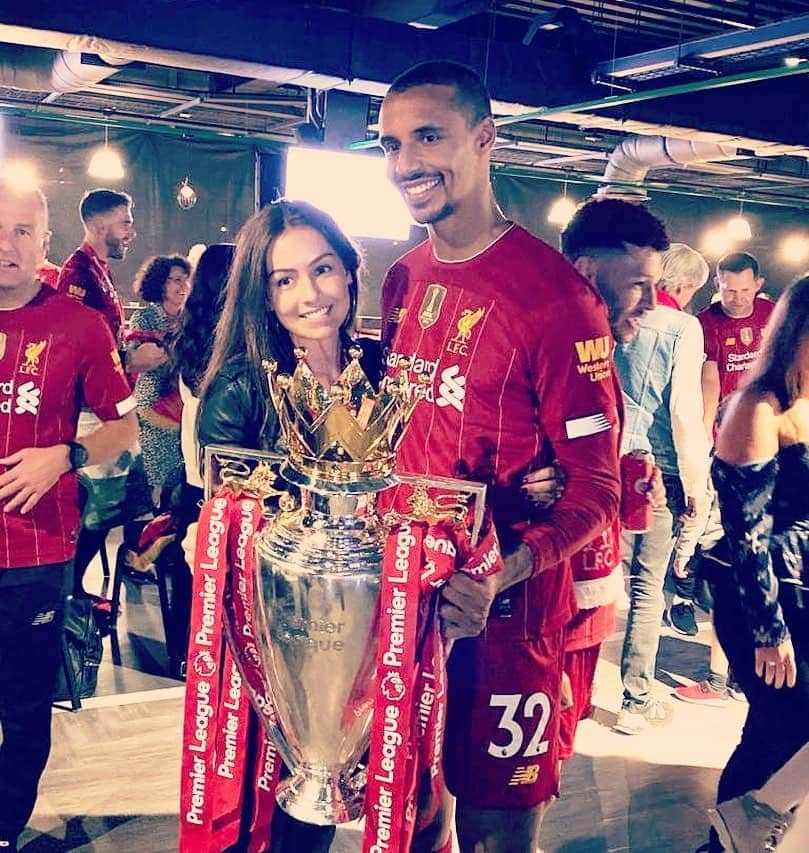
xmin=620 ymin=475 xmax=684 ymax=708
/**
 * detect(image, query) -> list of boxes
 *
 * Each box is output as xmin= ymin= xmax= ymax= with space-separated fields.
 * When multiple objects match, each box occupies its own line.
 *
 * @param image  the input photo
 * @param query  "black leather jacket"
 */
xmin=198 ymin=338 xmax=383 ymax=454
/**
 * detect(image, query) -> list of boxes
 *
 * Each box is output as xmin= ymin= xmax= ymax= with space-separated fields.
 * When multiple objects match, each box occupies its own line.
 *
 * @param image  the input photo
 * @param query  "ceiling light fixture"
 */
xmin=87 ymin=125 xmax=125 ymax=180
xmin=725 ymin=198 xmax=752 ymax=242
xmin=547 ymin=179 xmax=577 ymax=228
xmin=1 ymin=158 xmax=41 ymax=192
xmin=176 ymin=176 xmax=198 ymax=210
xmin=702 ymin=225 xmax=734 ymax=259
xmin=779 ymin=233 xmax=809 ymax=265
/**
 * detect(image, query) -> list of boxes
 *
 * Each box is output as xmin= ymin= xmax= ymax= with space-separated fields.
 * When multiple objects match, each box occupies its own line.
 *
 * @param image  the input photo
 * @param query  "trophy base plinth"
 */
xmin=276 ymin=765 xmax=364 ymax=825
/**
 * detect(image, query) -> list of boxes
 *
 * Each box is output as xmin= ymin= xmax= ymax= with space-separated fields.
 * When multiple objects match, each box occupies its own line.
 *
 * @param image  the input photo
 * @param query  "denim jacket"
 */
xmin=614 ymin=306 xmax=710 ymax=499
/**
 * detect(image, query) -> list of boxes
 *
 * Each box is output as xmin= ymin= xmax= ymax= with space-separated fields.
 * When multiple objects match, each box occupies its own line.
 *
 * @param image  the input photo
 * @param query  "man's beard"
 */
xmin=409 ymin=201 xmax=453 ymax=226
xmin=107 ymin=238 xmax=127 ymax=260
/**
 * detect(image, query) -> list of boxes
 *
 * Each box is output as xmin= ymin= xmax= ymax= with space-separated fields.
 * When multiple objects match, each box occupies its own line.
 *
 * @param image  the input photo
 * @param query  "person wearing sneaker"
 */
xmin=709 ymin=741 xmax=809 ymax=852
xmin=707 ymin=275 xmax=809 ymax=851
xmin=0 ymin=183 xmax=137 ymax=852
xmin=561 ymin=203 xmax=712 ymax=737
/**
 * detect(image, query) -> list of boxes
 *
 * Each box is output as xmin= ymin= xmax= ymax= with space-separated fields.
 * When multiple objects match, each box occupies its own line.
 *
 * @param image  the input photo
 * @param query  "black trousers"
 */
xmin=0 ymin=562 xmax=69 ymax=841
xmin=713 ymin=580 xmax=809 ymax=806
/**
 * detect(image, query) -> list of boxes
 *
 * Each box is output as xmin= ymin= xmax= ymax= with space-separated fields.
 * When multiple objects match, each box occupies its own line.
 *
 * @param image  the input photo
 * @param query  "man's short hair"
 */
xmin=561 ymin=198 xmax=669 ymax=261
xmin=80 ymin=189 xmax=132 ymax=224
xmin=716 ymin=251 xmax=760 ymax=279
xmin=387 ymin=60 xmax=492 ymax=126
xmin=660 ymin=243 xmax=709 ymax=292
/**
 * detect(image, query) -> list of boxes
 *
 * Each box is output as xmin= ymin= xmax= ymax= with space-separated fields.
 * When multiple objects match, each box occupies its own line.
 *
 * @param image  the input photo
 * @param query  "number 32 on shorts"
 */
xmin=486 ymin=692 xmax=551 ymax=759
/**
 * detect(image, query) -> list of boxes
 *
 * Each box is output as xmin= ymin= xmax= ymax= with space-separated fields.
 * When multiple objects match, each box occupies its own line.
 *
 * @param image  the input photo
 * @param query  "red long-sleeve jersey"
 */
xmin=382 ymin=225 xmax=621 ymax=637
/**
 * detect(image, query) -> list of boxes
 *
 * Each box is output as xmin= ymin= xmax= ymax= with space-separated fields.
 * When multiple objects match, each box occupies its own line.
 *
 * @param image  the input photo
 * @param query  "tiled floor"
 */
xmin=16 ymin=546 xmax=804 ymax=851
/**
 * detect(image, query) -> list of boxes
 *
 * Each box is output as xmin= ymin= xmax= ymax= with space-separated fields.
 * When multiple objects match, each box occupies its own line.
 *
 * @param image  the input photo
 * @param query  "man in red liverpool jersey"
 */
xmin=379 ymin=61 xmax=621 ymax=852
xmin=58 ymin=189 xmax=161 ymax=597
xmin=0 ymin=182 xmax=137 ymax=850
xmin=699 ymin=252 xmax=774 ymax=435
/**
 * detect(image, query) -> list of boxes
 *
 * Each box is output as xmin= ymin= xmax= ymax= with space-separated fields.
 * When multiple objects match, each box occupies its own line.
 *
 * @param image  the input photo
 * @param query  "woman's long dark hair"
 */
xmin=201 ymin=199 xmax=362 ymax=407
xmin=746 ymin=273 xmax=809 ymax=408
xmin=172 ymin=243 xmax=235 ymax=395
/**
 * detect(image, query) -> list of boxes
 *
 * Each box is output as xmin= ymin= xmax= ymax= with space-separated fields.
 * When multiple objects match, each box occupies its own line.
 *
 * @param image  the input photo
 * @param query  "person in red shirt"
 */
xmin=379 ymin=61 xmax=621 ymax=853
xmin=57 ymin=190 xmax=163 ymax=595
xmin=57 ymin=189 xmax=134 ymax=342
xmin=0 ymin=181 xmax=137 ymax=850
xmin=699 ymin=252 xmax=774 ymax=435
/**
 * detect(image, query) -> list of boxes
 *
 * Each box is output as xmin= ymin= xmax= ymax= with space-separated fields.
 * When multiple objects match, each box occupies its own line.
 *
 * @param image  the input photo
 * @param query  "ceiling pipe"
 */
xmin=0 ymin=45 xmax=129 ymax=94
xmin=49 ymin=50 xmax=129 ymax=92
xmin=597 ymin=136 xmax=739 ymax=200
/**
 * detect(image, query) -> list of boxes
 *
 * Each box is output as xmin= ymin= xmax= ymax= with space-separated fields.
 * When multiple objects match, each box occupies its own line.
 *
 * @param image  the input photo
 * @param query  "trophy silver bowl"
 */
xmin=254 ymin=487 xmax=382 ymax=824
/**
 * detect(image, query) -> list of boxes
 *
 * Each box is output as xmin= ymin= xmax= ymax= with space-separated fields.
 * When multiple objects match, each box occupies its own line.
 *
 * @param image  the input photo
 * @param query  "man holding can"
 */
xmin=561 ymin=198 xmax=712 ymax=736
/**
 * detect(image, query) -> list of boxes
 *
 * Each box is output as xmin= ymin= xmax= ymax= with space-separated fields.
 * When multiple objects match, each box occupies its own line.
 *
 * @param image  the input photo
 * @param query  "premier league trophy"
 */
xmin=251 ymin=346 xmax=415 ymax=825
xmin=205 ymin=347 xmax=481 ymax=828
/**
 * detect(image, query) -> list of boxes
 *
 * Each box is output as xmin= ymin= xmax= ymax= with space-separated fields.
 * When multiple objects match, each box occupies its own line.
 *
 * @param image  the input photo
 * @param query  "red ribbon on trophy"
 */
xmin=178 ymin=495 xmax=234 ymax=851
xmin=179 ymin=492 xmax=277 ymax=852
xmin=179 ymin=489 xmax=503 ymax=852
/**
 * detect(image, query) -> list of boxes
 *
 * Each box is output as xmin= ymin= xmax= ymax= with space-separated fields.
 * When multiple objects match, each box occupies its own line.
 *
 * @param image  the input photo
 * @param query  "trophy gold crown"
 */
xmin=263 ymin=345 xmax=418 ymax=492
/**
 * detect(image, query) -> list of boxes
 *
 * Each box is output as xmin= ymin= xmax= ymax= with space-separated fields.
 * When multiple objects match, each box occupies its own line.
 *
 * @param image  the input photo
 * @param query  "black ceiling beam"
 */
xmin=0 ymin=0 xmax=806 ymax=144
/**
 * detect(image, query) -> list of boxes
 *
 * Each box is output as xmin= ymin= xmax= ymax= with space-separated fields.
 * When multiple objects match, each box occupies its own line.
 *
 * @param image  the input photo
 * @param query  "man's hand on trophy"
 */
xmin=182 ymin=521 xmax=198 ymax=573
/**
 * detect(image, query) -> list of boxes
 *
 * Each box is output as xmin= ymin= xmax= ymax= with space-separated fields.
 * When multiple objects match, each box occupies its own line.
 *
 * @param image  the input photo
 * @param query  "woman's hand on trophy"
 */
xmin=182 ymin=521 xmax=198 ymax=573
xmin=439 ymin=572 xmax=498 ymax=639
xmin=521 ymin=462 xmax=565 ymax=508
xmin=439 ymin=545 xmax=534 ymax=639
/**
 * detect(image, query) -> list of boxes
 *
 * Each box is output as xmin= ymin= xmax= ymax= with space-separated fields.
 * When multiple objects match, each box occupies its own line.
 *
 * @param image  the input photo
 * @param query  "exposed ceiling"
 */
xmin=0 ymin=0 xmax=808 ymax=207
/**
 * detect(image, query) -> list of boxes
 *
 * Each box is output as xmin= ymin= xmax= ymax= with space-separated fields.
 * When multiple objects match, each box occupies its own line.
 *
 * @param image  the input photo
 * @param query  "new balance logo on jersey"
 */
xmin=15 ymin=381 xmax=41 ymax=415
xmin=508 ymin=764 xmax=540 ymax=786
xmin=436 ymin=365 xmax=466 ymax=412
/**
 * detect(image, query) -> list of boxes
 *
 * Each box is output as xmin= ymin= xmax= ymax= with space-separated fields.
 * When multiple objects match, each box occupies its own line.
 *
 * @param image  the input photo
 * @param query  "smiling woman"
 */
xmin=198 ymin=198 xmax=373 ymax=455
xmin=195 ymin=198 xmax=381 ymax=852
xmin=128 ymin=253 xmax=191 ymax=495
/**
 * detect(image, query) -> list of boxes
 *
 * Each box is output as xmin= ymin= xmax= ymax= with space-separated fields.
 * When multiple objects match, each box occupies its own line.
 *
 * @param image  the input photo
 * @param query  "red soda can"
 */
xmin=620 ymin=450 xmax=655 ymax=533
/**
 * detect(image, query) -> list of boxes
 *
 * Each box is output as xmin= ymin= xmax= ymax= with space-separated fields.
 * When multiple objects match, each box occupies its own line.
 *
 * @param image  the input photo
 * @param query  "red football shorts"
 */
xmin=558 ymin=643 xmax=602 ymax=761
xmin=442 ymin=629 xmax=565 ymax=809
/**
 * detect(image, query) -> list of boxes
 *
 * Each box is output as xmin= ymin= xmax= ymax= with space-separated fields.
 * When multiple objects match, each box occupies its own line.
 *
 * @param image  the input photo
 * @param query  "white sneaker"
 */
xmin=613 ymin=697 xmax=674 ymax=735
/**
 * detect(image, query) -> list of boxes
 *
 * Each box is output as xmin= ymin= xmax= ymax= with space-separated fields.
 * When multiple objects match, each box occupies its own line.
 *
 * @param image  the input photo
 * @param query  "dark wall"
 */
xmin=8 ymin=115 xmax=805 ymax=314
xmin=492 ymin=172 xmax=808 ymax=313
xmin=4 ymin=116 xmax=259 ymax=301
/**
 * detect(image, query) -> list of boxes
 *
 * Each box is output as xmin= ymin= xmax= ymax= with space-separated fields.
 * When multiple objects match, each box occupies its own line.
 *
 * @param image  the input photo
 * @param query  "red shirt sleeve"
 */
xmin=78 ymin=311 xmax=135 ymax=420
xmin=699 ymin=309 xmax=719 ymax=362
xmin=521 ymin=271 xmax=622 ymax=574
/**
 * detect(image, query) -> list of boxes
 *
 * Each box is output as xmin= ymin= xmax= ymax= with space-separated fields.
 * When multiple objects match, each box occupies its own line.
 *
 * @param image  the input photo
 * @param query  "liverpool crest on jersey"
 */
xmin=740 ymin=327 xmax=753 ymax=346
xmin=418 ymin=284 xmax=447 ymax=329
xmin=0 ymin=332 xmax=6 ymax=361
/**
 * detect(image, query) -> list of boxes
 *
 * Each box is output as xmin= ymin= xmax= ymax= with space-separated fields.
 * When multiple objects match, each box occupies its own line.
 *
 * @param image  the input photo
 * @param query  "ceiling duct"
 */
xmin=50 ymin=51 xmax=129 ymax=92
xmin=597 ymin=136 xmax=741 ymax=200
xmin=0 ymin=45 xmax=128 ymax=94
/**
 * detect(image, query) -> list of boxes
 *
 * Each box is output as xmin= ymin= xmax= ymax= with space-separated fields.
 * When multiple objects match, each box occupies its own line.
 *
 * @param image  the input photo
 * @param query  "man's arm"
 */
xmin=670 ymin=318 xmax=711 ymax=516
xmin=701 ymin=360 xmax=721 ymax=438
xmin=439 ymin=278 xmax=622 ymax=639
xmin=0 ymin=411 xmax=137 ymax=514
